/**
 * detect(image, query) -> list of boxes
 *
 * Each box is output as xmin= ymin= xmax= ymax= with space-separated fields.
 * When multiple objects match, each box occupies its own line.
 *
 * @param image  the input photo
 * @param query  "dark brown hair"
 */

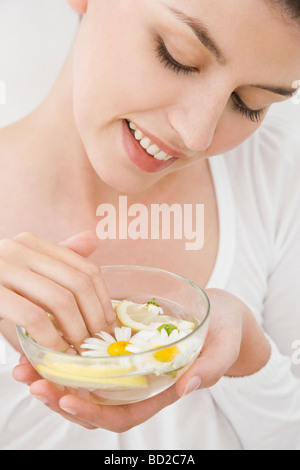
xmin=77 ymin=3 xmax=300 ymax=24
xmin=273 ymin=0 xmax=300 ymax=21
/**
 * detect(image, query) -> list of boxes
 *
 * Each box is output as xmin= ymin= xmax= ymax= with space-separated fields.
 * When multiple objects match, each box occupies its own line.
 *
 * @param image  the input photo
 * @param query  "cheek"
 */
xmin=72 ymin=12 xmax=168 ymax=136
xmin=207 ymin=111 xmax=262 ymax=157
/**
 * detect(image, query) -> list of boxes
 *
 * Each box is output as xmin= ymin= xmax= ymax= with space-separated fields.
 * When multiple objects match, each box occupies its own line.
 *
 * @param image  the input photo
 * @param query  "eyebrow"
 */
xmin=165 ymin=5 xmax=226 ymax=64
xmin=165 ymin=5 xmax=296 ymax=98
xmin=251 ymin=85 xmax=295 ymax=97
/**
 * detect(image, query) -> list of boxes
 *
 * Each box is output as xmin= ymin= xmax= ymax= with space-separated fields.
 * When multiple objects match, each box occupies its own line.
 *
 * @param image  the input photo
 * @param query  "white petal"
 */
xmin=115 ymin=326 xmax=132 ymax=342
xmin=82 ymin=337 xmax=105 ymax=345
xmin=80 ymin=342 xmax=106 ymax=350
xmin=125 ymin=344 xmax=142 ymax=354
xmin=132 ymin=330 xmax=157 ymax=343
xmin=80 ymin=350 xmax=109 ymax=357
xmin=148 ymin=304 xmax=161 ymax=315
xmin=159 ymin=329 xmax=169 ymax=342
xmin=168 ymin=329 xmax=180 ymax=342
xmin=95 ymin=331 xmax=115 ymax=344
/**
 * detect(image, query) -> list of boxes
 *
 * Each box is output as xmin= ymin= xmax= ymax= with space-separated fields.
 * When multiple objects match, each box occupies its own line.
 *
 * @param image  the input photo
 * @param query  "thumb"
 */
xmin=175 ymin=337 xmax=240 ymax=396
xmin=59 ymin=231 xmax=99 ymax=258
xmin=175 ymin=289 xmax=244 ymax=396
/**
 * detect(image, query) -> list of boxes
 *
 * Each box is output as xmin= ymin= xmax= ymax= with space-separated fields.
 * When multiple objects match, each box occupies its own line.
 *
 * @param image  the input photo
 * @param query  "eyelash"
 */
xmin=155 ymin=36 xmax=266 ymax=123
xmin=231 ymin=92 xmax=266 ymax=123
xmin=155 ymin=37 xmax=198 ymax=75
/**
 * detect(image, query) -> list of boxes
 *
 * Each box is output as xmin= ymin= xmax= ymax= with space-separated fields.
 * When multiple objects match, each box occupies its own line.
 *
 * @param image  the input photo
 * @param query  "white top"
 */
xmin=0 ymin=114 xmax=299 ymax=450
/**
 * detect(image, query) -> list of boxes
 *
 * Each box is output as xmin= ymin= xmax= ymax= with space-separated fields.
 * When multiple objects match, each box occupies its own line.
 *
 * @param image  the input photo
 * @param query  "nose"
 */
xmin=168 ymin=87 xmax=228 ymax=153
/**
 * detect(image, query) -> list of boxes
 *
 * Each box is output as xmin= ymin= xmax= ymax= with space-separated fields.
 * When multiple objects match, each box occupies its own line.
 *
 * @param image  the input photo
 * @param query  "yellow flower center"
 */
xmin=153 ymin=345 xmax=179 ymax=362
xmin=107 ymin=341 xmax=132 ymax=356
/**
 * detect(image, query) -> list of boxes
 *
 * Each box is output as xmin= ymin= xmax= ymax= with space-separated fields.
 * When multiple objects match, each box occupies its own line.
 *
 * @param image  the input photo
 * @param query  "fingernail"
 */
xmin=182 ymin=376 xmax=201 ymax=397
xmin=65 ymin=347 xmax=77 ymax=356
xmin=19 ymin=355 xmax=29 ymax=364
xmin=32 ymin=395 xmax=49 ymax=404
xmin=15 ymin=379 xmax=32 ymax=386
xmin=60 ymin=407 xmax=77 ymax=416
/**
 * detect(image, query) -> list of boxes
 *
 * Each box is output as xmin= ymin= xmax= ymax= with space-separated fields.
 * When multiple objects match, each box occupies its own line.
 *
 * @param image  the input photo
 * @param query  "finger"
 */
xmin=176 ymin=329 xmax=242 ymax=395
xmin=4 ymin=231 xmax=98 ymax=262
xmin=0 ymin=284 xmax=70 ymax=352
xmin=175 ymin=287 xmax=244 ymax=395
xmin=0 ymin=241 xmax=109 ymax=334
xmin=19 ymin=354 xmax=30 ymax=364
xmin=59 ymin=231 xmax=100 ymax=257
xmin=58 ymin=232 xmax=117 ymax=326
xmin=13 ymin=362 xmax=42 ymax=385
xmin=30 ymin=379 xmax=97 ymax=429
xmin=0 ymin=260 xmax=90 ymax=349
xmin=14 ymin=232 xmax=116 ymax=327
xmin=58 ymin=385 xmax=179 ymax=433
xmin=19 ymin=247 xmax=108 ymax=334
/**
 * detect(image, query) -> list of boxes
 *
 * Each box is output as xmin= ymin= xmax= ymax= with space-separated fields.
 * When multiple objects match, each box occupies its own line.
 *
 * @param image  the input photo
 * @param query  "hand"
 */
xmin=13 ymin=288 xmax=271 ymax=432
xmin=0 ymin=231 xmax=115 ymax=352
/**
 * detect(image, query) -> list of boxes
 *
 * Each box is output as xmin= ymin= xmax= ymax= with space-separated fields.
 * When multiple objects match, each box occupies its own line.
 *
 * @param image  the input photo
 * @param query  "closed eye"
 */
xmin=154 ymin=35 xmax=199 ymax=76
xmin=231 ymin=92 xmax=266 ymax=122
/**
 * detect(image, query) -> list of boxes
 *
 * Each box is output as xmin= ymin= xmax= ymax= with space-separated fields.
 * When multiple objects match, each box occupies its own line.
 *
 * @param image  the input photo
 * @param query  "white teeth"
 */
xmin=155 ymin=151 xmax=169 ymax=161
xmin=128 ymin=121 xmax=173 ymax=162
xmin=140 ymin=137 xmax=151 ymax=149
xmin=129 ymin=122 xmax=137 ymax=131
xmin=134 ymin=129 xmax=143 ymax=141
xmin=146 ymin=144 xmax=160 ymax=156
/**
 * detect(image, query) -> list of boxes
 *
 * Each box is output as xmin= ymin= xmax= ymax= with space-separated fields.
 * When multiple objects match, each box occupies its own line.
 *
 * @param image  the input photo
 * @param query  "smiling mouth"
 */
xmin=126 ymin=120 xmax=175 ymax=162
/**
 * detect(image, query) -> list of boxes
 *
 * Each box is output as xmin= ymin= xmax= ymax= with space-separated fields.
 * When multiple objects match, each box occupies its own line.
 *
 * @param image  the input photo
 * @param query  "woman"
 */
xmin=0 ymin=0 xmax=299 ymax=450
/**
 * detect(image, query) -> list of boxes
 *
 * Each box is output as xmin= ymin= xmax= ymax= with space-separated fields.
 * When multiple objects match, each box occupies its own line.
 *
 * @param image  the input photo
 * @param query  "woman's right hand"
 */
xmin=0 ymin=231 xmax=116 ymax=352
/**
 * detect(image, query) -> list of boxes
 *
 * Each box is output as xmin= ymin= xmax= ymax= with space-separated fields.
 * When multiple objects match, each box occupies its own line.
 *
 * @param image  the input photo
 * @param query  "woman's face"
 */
xmin=70 ymin=0 xmax=300 ymax=194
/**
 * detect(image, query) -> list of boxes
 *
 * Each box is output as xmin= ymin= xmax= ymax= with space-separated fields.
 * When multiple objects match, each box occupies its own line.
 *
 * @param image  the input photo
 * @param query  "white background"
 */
xmin=0 ymin=0 xmax=299 ymax=128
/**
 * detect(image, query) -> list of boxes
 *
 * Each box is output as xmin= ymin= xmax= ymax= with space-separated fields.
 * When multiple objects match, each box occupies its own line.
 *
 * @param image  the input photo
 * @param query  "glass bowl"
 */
xmin=16 ymin=265 xmax=210 ymax=405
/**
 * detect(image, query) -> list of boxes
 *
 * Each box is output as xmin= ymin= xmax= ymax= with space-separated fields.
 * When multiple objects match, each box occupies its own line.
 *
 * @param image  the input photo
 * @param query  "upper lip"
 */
xmin=128 ymin=120 xmax=192 ymax=160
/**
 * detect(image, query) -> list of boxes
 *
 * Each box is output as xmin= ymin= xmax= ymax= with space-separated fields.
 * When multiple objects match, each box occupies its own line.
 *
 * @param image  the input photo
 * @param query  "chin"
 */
xmin=94 ymin=166 xmax=152 ymax=195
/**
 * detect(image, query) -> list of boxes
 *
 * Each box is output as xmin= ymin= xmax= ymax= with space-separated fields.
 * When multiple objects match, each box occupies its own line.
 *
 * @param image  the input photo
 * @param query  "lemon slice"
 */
xmin=35 ymin=357 xmax=147 ymax=389
xmin=116 ymin=300 xmax=195 ymax=332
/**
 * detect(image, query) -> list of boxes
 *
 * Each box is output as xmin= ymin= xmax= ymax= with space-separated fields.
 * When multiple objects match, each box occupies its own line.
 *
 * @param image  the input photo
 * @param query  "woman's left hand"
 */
xmin=12 ymin=288 xmax=271 ymax=432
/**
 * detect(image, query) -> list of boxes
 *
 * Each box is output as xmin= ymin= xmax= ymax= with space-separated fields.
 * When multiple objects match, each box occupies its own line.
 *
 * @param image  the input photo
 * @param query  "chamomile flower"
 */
xmin=125 ymin=326 xmax=198 ymax=374
xmin=149 ymin=320 xmax=194 ymax=336
xmin=126 ymin=327 xmax=184 ymax=357
xmin=138 ymin=298 xmax=164 ymax=316
xmin=80 ymin=326 xmax=134 ymax=358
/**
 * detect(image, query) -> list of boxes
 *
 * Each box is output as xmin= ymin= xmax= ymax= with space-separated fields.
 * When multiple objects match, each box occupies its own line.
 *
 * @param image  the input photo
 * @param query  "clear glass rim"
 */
xmin=16 ymin=265 xmax=210 ymax=361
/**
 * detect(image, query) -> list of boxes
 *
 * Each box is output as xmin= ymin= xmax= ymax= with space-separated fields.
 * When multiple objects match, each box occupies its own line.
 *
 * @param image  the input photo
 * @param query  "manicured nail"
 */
xmin=13 ymin=373 xmax=31 ymax=385
xmin=65 ymin=347 xmax=77 ymax=356
xmin=32 ymin=395 xmax=49 ymax=404
xmin=19 ymin=355 xmax=29 ymax=364
xmin=182 ymin=376 xmax=201 ymax=397
xmin=60 ymin=407 xmax=77 ymax=416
